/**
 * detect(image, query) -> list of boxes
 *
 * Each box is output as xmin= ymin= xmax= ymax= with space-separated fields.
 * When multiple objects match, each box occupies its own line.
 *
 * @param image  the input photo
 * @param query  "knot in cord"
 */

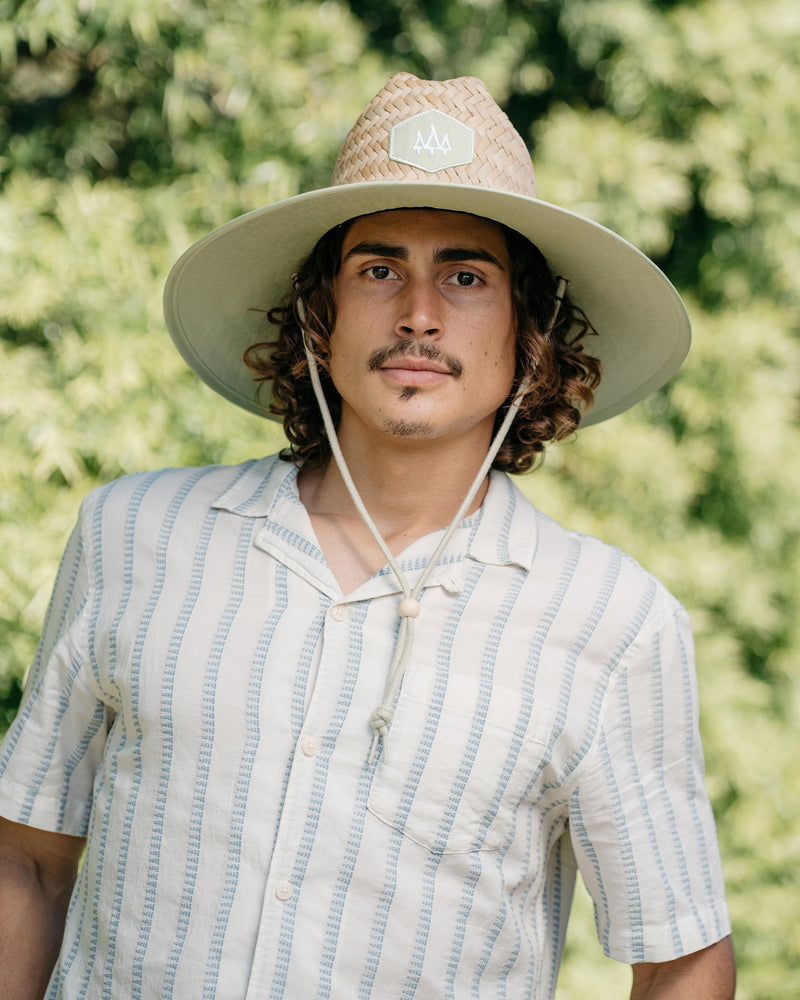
xmin=369 ymin=706 xmax=395 ymax=764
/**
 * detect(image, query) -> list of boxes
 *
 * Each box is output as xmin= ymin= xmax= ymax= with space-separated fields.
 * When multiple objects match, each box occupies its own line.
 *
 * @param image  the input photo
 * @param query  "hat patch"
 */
xmin=389 ymin=109 xmax=475 ymax=173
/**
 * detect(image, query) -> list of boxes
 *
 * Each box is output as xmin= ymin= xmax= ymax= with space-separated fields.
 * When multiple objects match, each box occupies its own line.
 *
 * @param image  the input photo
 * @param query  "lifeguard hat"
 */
xmin=164 ymin=72 xmax=690 ymax=426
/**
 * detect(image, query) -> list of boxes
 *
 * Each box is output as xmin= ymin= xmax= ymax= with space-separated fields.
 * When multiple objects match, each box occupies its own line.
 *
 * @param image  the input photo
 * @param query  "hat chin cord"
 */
xmin=297 ymin=278 xmax=566 ymax=765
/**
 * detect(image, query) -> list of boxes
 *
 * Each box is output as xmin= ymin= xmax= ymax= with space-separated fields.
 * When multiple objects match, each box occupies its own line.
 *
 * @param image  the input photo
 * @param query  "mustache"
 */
xmin=367 ymin=342 xmax=464 ymax=379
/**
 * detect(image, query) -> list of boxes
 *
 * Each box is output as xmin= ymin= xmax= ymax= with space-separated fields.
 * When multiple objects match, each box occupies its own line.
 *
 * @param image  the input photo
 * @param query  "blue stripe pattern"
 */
xmin=0 ymin=456 xmax=730 ymax=998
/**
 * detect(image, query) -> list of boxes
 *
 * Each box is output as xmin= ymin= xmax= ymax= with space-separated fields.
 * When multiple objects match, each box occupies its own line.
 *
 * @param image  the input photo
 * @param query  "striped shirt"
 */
xmin=0 ymin=455 xmax=729 ymax=998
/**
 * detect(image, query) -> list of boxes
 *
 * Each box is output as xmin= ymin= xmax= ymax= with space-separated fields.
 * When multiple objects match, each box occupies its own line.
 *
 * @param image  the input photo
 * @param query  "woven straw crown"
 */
xmin=331 ymin=73 xmax=537 ymax=197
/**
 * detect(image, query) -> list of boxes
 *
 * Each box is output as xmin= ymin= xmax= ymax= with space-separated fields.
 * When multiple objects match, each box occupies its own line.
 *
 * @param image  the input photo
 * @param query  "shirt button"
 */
xmin=329 ymin=604 xmax=348 ymax=621
xmin=301 ymin=735 xmax=320 ymax=757
xmin=275 ymin=880 xmax=293 ymax=901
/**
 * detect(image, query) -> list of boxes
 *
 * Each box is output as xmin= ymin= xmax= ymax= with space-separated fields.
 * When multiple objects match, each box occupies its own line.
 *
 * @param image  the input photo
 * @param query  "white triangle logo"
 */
xmin=412 ymin=124 xmax=452 ymax=156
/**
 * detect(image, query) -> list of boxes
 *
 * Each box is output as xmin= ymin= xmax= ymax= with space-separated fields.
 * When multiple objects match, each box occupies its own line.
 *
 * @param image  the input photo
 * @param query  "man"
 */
xmin=0 ymin=74 xmax=733 ymax=998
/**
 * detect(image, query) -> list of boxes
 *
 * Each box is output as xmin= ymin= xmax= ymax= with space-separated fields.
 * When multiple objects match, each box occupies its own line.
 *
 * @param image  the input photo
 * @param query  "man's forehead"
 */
xmin=340 ymin=207 xmax=509 ymax=257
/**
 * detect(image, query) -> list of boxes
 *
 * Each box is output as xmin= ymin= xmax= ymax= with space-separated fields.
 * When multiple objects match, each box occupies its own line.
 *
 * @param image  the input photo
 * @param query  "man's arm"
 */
xmin=630 ymin=936 xmax=735 ymax=999
xmin=0 ymin=815 xmax=86 ymax=1000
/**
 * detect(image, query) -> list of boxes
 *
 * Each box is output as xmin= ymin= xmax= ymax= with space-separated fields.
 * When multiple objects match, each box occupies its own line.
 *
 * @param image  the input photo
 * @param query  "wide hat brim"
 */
xmin=164 ymin=179 xmax=690 ymax=428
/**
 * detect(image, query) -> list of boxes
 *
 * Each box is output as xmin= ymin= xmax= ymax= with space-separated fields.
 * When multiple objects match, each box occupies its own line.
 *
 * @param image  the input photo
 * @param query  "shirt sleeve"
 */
xmin=0 ymin=501 xmax=110 ymax=836
xmin=568 ymin=600 xmax=731 ymax=964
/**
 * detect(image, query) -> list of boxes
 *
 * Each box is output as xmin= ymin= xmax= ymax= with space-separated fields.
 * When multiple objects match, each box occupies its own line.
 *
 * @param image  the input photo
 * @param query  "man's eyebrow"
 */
xmin=433 ymin=246 xmax=505 ymax=269
xmin=344 ymin=241 xmax=408 ymax=261
xmin=343 ymin=241 xmax=505 ymax=269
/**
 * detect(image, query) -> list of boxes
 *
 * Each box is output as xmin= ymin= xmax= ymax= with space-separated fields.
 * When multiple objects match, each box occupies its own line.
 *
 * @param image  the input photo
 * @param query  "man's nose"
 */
xmin=394 ymin=278 xmax=443 ymax=338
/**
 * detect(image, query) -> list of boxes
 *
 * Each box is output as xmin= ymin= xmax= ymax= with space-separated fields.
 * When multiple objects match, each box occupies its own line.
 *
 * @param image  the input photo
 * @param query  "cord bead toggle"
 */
xmin=398 ymin=597 xmax=420 ymax=618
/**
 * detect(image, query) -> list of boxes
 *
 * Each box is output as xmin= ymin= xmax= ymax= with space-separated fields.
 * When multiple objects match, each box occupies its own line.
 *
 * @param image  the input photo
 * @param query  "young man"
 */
xmin=0 ymin=74 xmax=733 ymax=998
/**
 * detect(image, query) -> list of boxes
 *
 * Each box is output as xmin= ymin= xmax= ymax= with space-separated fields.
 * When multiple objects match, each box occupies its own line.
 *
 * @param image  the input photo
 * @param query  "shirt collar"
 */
xmin=212 ymin=454 xmax=538 ymax=575
xmin=468 ymin=469 xmax=538 ymax=571
xmin=211 ymin=454 xmax=295 ymax=517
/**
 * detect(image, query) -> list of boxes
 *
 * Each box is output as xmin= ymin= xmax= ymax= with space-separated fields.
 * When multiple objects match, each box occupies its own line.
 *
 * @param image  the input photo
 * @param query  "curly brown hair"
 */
xmin=244 ymin=214 xmax=602 ymax=473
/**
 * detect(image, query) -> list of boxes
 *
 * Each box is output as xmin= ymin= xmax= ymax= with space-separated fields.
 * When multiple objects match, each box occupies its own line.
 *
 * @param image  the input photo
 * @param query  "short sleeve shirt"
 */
xmin=0 ymin=456 xmax=730 ymax=998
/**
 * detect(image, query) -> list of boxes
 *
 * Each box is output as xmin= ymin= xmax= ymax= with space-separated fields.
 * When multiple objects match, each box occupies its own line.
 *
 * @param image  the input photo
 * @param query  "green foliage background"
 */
xmin=1 ymin=1 xmax=798 ymax=995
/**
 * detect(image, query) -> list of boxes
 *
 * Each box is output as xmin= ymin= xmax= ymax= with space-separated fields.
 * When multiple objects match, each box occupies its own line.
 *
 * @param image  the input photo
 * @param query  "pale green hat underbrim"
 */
xmin=163 ymin=180 xmax=690 ymax=428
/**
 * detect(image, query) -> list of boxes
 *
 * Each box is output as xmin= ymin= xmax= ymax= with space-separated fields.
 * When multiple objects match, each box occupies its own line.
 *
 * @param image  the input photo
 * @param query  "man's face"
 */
xmin=328 ymin=209 xmax=517 ymax=450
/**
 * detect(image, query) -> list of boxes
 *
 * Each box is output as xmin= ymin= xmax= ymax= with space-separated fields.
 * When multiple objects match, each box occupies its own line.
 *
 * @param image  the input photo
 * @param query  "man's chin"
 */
xmin=382 ymin=418 xmax=436 ymax=440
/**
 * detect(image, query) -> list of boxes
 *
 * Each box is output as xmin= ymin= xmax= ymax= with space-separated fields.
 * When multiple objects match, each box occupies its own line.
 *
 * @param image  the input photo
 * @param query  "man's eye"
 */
xmin=367 ymin=265 xmax=393 ymax=279
xmin=448 ymin=271 xmax=479 ymax=286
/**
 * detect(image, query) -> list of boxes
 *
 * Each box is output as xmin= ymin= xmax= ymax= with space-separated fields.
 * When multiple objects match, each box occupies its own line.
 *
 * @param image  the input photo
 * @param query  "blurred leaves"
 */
xmin=1 ymin=0 xmax=799 ymax=997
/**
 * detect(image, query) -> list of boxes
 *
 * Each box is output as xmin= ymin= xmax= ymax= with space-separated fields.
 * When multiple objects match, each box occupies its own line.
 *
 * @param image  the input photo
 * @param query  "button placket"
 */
xmin=260 ymin=602 xmax=350 ymax=927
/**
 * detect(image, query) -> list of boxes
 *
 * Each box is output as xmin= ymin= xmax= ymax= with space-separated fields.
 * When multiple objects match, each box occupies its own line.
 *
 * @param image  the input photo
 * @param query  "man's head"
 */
xmin=245 ymin=208 xmax=601 ymax=473
xmin=164 ymin=73 xmax=690 ymax=433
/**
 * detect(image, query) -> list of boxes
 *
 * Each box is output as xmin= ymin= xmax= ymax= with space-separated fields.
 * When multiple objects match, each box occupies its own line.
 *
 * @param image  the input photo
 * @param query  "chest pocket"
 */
xmin=366 ymin=668 xmax=554 ymax=855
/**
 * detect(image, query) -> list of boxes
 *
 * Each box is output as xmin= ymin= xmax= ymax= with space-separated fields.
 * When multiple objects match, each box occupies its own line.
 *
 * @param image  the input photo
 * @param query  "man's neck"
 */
xmin=297 ymin=431 xmax=494 ymax=593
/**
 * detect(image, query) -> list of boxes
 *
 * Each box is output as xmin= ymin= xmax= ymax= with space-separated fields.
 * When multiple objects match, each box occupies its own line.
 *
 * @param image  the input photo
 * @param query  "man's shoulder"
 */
xmin=77 ymin=454 xmax=288 ymax=529
xmin=506 ymin=478 xmax=683 ymax=622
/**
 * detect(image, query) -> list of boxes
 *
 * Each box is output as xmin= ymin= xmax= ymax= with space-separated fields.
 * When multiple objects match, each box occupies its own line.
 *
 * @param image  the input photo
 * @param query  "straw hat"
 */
xmin=163 ymin=73 xmax=690 ymax=427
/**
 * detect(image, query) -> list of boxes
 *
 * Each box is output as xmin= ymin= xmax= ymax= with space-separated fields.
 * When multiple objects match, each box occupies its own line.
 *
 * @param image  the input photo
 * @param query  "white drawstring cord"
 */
xmin=297 ymin=277 xmax=567 ymax=764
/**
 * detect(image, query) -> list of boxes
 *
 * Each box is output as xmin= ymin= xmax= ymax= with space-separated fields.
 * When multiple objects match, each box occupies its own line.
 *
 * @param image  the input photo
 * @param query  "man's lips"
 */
xmin=378 ymin=355 xmax=455 ymax=386
xmin=380 ymin=357 xmax=452 ymax=375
